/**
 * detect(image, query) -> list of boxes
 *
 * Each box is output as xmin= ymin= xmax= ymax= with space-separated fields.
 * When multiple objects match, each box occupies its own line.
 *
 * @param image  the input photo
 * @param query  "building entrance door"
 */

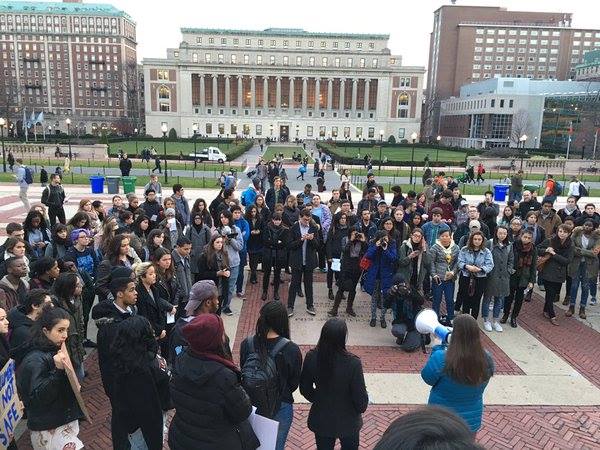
xmin=280 ymin=125 xmax=289 ymax=142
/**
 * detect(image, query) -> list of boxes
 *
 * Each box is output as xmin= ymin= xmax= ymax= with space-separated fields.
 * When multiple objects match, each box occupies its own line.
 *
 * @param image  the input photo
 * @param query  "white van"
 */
xmin=189 ymin=146 xmax=228 ymax=163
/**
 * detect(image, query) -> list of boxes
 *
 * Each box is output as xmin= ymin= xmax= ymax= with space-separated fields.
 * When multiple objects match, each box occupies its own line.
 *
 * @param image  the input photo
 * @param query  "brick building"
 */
xmin=425 ymin=5 xmax=600 ymax=138
xmin=143 ymin=28 xmax=424 ymax=141
xmin=0 ymin=0 xmax=139 ymax=136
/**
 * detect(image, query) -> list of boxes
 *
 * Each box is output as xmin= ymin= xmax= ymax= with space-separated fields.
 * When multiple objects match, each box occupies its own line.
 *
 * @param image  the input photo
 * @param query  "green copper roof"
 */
xmin=576 ymin=49 xmax=600 ymax=69
xmin=0 ymin=1 xmax=132 ymax=20
xmin=180 ymin=27 xmax=389 ymax=40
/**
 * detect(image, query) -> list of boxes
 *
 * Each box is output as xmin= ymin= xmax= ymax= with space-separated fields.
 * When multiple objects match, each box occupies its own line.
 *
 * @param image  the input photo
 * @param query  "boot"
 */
xmin=250 ymin=271 xmax=257 ymax=284
xmin=565 ymin=305 xmax=574 ymax=317
xmin=328 ymin=291 xmax=343 ymax=317
xmin=562 ymin=296 xmax=570 ymax=306
xmin=500 ymin=312 xmax=509 ymax=324
xmin=579 ymin=306 xmax=587 ymax=319
xmin=328 ymin=288 xmax=334 ymax=300
xmin=346 ymin=292 xmax=357 ymax=317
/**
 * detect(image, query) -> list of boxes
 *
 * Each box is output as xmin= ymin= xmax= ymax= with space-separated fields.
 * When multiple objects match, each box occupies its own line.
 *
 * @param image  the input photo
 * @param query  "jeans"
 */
xmin=431 ymin=279 xmax=455 ymax=320
xmin=570 ymin=260 xmax=590 ymax=307
xmin=370 ymin=279 xmax=387 ymax=321
xmin=590 ymin=277 xmax=598 ymax=300
xmin=236 ymin=251 xmax=247 ymax=293
xmin=509 ymin=190 xmax=522 ymax=203
xmin=19 ymin=185 xmax=30 ymax=211
xmin=543 ymin=279 xmax=562 ymax=318
xmin=481 ymin=296 xmax=504 ymax=320
xmin=314 ymin=433 xmax=359 ymax=450
xmin=273 ymin=402 xmax=293 ymax=450
xmin=223 ymin=265 xmax=240 ymax=310
xmin=287 ymin=266 xmax=314 ymax=309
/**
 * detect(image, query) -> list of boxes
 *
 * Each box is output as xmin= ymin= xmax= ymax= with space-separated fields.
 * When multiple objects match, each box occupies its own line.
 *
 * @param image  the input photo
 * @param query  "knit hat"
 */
xmin=377 ymin=200 xmax=387 ymax=206
xmin=182 ymin=314 xmax=225 ymax=354
xmin=185 ymin=280 xmax=218 ymax=316
xmin=469 ymin=220 xmax=481 ymax=230
xmin=165 ymin=208 xmax=176 ymax=217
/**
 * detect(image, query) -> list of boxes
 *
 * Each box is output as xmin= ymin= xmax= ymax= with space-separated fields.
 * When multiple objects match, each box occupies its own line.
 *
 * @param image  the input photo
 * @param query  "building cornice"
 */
xmin=180 ymin=27 xmax=389 ymax=40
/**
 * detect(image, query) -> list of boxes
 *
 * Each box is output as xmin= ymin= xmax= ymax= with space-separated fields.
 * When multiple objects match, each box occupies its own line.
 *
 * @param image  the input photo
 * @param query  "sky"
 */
xmin=104 ymin=0 xmax=599 ymax=67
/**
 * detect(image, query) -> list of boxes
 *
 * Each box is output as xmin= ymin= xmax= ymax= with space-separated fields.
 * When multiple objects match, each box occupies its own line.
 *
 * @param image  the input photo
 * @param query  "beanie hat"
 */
xmin=182 ymin=314 xmax=224 ymax=354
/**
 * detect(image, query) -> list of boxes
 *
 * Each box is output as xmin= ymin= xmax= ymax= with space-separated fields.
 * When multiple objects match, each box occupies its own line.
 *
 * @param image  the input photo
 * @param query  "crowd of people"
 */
xmin=0 ymin=151 xmax=596 ymax=449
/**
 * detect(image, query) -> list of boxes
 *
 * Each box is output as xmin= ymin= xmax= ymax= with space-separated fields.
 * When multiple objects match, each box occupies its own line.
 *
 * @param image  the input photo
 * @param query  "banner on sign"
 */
xmin=0 ymin=359 xmax=23 ymax=449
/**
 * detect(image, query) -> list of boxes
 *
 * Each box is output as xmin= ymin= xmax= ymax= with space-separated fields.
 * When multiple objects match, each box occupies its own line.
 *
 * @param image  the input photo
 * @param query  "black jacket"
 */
xmin=136 ymin=282 xmax=174 ymax=338
xmin=517 ymin=199 xmax=542 ymax=219
xmin=453 ymin=221 xmax=490 ymax=245
xmin=262 ymin=224 xmax=290 ymax=267
xmin=300 ymin=350 xmax=368 ymax=438
xmin=538 ymin=237 xmax=574 ymax=284
xmin=168 ymin=351 xmax=257 ymax=450
xmin=326 ymin=225 xmax=349 ymax=259
xmin=91 ymin=301 xmax=136 ymax=397
xmin=141 ymin=199 xmax=164 ymax=230
xmin=282 ymin=206 xmax=300 ymax=228
xmin=95 ymin=257 xmax=136 ymax=302
xmin=119 ymin=158 xmax=132 ymax=176
xmin=265 ymin=188 xmax=287 ymax=212
xmin=16 ymin=342 xmax=85 ymax=431
xmin=288 ymin=222 xmax=320 ymax=270
xmin=41 ymin=184 xmax=66 ymax=208
xmin=7 ymin=306 xmax=33 ymax=356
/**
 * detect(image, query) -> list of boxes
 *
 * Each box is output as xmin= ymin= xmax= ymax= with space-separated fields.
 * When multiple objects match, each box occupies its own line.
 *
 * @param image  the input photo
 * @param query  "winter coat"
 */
xmin=246 ymin=217 xmax=264 ymax=255
xmin=517 ymin=199 xmax=541 ymax=219
xmin=287 ymin=222 xmax=320 ymax=270
xmin=168 ymin=351 xmax=256 ymax=450
xmin=535 ymin=209 xmax=562 ymax=239
xmin=567 ymin=227 xmax=600 ymax=279
xmin=299 ymin=350 xmax=368 ymax=438
xmin=185 ymin=224 xmax=212 ymax=274
xmin=216 ymin=224 xmax=243 ymax=268
xmin=457 ymin=247 xmax=494 ymax=278
xmin=7 ymin=306 xmax=34 ymax=355
xmin=265 ymin=188 xmax=287 ymax=212
xmin=353 ymin=220 xmax=378 ymax=242
xmin=363 ymin=242 xmax=397 ymax=295
xmin=95 ymin=256 xmax=135 ymax=302
xmin=510 ymin=240 xmax=537 ymax=289
xmin=429 ymin=242 xmax=459 ymax=279
xmin=17 ymin=342 xmax=85 ymax=431
xmin=575 ymin=212 xmax=600 ymax=228
xmin=41 ymin=183 xmax=66 ymax=208
xmin=421 ymin=345 xmax=494 ymax=432
xmin=119 ymin=157 xmax=132 ymax=176
xmin=0 ymin=276 xmax=29 ymax=311
xmin=136 ymin=282 xmax=174 ymax=338
xmin=397 ymin=240 xmax=431 ymax=289
xmin=262 ymin=224 xmax=289 ymax=267
xmin=326 ymin=225 xmax=349 ymax=260
xmin=53 ymin=296 xmax=86 ymax=369
xmin=537 ymin=237 xmax=574 ymax=284
xmin=91 ymin=301 xmax=136 ymax=397
xmin=141 ymin=199 xmax=164 ymax=230
xmin=197 ymin=252 xmax=226 ymax=287
xmin=484 ymin=241 xmax=514 ymax=298
xmin=171 ymin=195 xmax=191 ymax=226
xmin=421 ymin=221 xmax=451 ymax=248
xmin=453 ymin=222 xmax=490 ymax=245
xmin=282 ymin=206 xmax=300 ymax=228
xmin=172 ymin=249 xmax=193 ymax=305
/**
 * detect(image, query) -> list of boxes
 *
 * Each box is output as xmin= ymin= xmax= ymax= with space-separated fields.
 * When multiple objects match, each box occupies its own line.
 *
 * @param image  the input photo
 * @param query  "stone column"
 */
xmin=314 ymin=78 xmax=320 ymax=112
xmin=237 ymin=76 xmax=243 ymax=109
xmin=327 ymin=78 xmax=333 ymax=111
xmin=339 ymin=78 xmax=345 ymax=112
xmin=212 ymin=75 xmax=218 ymax=107
xmin=263 ymin=76 xmax=268 ymax=110
xmin=302 ymin=77 xmax=308 ymax=111
xmin=250 ymin=76 xmax=256 ymax=110
xmin=276 ymin=76 xmax=281 ymax=110
xmin=199 ymin=75 xmax=205 ymax=110
xmin=351 ymin=78 xmax=358 ymax=113
xmin=364 ymin=79 xmax=370 ymax=111
xmin=225 ymin=75 xmax=231 ymax=109
xmin=289 ymin=77 xmax=295 ymax=109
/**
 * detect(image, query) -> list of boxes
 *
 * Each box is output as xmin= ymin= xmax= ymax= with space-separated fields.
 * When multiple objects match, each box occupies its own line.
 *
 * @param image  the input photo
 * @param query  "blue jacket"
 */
xmin=421 ymin=221 xmax=451 ymax=248
xmin=363 ymin=242 xmax=397 ymax=296
xmin=172 ymin=195 xmax=191 ymax=226
xmin=234 ymin=218 xmax=250 ymax=253
xmin=457 ymin=247 xmax=494 ymax=278
xmin=421 ymin=345 xmax=494 ymax=432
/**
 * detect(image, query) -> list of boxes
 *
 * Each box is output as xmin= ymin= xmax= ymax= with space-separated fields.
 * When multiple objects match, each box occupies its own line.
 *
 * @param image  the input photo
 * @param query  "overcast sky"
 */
xmin=107 ymin=0 xmax=599 ymax=66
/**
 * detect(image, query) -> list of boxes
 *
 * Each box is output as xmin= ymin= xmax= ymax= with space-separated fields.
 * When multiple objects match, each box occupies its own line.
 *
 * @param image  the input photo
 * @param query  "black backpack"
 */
xmin=241 ymin=336 xmax=289 ymax=419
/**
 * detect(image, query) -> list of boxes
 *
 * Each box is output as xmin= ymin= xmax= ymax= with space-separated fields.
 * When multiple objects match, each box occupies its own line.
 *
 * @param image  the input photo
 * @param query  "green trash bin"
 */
xmin=524 ymin=184 xmax=540 ymax=194
xmin=106 ymin=176 xmax=121 ymax=194
xmin=122 ymin=176 xmax=137 ymax=194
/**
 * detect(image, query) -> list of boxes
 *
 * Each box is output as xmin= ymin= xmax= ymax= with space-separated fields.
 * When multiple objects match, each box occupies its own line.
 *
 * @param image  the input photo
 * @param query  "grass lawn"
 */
xmin=261 ymin=145 xmax=307 ymax=162
xmin=325 ymin=145 xmax=467 ymax=162
xmin=108 ymin=140 xmax=249 ymax=157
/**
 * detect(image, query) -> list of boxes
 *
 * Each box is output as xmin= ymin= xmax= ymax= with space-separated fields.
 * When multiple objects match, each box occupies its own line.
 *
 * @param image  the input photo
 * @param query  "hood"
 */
xmin=91 ymin=301 xmax=133 ymax=328
xmin=7 ymin=307 xmax=32 ymax=330
xmin=571 ymin=226 xmax=600 ymax=241
xmin=0 ymin=276 xmax=18 ymax=293
xmin=175 ymin=351 xmax=228 ymax=386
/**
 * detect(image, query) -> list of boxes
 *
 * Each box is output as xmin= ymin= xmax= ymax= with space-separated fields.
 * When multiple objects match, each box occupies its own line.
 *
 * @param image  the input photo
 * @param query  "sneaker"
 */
xmin=222 ymin=307 xmax=233 ymax=316
xmin=306 ymin=306 xmax=316 ymax=316
xmin=369 ymin=318 xmax=376 ymax=327
xmin=380 ymin=319 xmax=387 ymax=329
xmin=493 ymin=321 xmax=503 ymax=332
xmin=287 ymin=307 xmax=294 ymax=317
xmin=483 ymin=320 xmax=492 ymax=332
xmin=591 ymin=298 xmax=597 ymax=306
xmin=236 ymin=292 xmax=245 ymax=299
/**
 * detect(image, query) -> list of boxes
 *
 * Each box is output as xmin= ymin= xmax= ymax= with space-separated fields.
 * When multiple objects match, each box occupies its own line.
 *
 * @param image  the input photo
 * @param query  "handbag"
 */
xmin=536 ymin=254 xmax=551 ymax=271
xmin=359 ymin=254 xmax=372 ymax=271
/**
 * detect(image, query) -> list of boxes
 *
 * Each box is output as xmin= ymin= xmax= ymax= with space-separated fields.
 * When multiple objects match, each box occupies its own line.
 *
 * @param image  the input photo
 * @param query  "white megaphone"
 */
xmin=415 ymin=309 xmax=452 ymax=344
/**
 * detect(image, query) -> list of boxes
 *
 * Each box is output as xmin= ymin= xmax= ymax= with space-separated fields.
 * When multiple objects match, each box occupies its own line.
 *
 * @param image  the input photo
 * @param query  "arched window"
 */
xmin=397 ymin=92 xmax=409 ymax=118
xmin=158 ymin=86 xmax=170 ymax=100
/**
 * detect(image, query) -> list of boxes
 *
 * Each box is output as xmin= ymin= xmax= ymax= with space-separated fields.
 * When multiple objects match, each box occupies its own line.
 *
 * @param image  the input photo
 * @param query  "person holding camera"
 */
xmin=363 ymin=230 xmax=398 ymax=328
xmin=216 ymin=210 xmax=243 ymax=316
xmin=429 ymin=229 xmax=459 ymax=324
xmin=397 ymin=228 xmax=431 ymax=303
xmin=287 ymin=209 xmax=321 ymax=317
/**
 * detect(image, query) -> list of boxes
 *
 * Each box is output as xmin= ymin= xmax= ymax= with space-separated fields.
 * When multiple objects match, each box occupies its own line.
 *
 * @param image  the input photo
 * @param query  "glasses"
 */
xmin=78 ymin=235 xmax=89 ymax=240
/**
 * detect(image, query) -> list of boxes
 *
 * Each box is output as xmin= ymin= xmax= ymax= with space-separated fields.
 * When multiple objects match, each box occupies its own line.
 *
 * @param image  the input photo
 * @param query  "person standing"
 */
xmin=566 ymin=221 xmax=599 ymax=319
xmin=152 ymin=155 xmax=162 ymax=174
xmin=41 ymin=174 xmax=67 ymax=227
xmin=262 ymin=213 xmax=289 ymax=301
xmin=455 ymin=232 xmax=494 ymax=319
xmin=509 ymin=170 xmax=524 ymax=203
xmin=537 ymin=224 xmax=574 ymax=326
xmin=119 ymin=153 xmax=132 ymax=177
xmin=429 ymin=229 xmax=459 ymax=324
xmin=300 ymin=318 xmax=369 ymax=450
xmin=421 ymin=314 xmax=494 ymax=433
xmin=216 ymin=210 xmax=243 ymax=316
xmin=265 ymin=176 xmax=287 ymax=212
xmin=171 ymin=184 xmax=191 ymax=226
xmin=185 ymin=213 xmax=212 ymax=283
xmin=240 ymin=301 xmax=302 ymax=450
xmin=172 ymin=237 xmax=193 ymax=312
xmin=287 ymin=209 xmax=320 ymax=317
xmin=364 ymin=230 xmax=397 ymax=328
xmin=567 ymin=176 xmax=584 ymax=203
xmin=14 ymin=158 xmax=31 ymax=211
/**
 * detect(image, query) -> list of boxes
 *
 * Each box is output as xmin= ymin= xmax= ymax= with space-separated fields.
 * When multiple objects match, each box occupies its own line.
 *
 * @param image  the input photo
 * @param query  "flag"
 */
xmin=35 ymin=111 xmax=44 ymax=125
xmin=22 ymin=109 xmax=26 ymax=131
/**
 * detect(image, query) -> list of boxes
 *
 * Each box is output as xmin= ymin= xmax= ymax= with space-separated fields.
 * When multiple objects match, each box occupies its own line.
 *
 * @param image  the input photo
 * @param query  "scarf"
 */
xmin=517 ymin=241 xmax=534 ymax=269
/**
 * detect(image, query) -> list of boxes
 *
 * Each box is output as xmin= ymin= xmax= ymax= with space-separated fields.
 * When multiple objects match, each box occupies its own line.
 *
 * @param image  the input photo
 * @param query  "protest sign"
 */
xmin=60 ymin=344 xmax=91 ymax=423
xmin=0 ymin=360 xmax=23 ymax=449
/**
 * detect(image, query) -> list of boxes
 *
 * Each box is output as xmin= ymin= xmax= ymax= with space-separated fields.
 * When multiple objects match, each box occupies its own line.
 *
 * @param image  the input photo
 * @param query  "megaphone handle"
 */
xmin=420 ymin=334 xmax=428 ymax=354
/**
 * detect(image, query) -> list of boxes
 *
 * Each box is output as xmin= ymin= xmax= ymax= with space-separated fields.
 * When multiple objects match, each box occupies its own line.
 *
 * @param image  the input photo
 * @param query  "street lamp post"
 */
xmin=519 ymin=134 xmax=527 ymax=170
xmin=134 ymin=128 xmax=138 ymax=155
xmin=161 ymin=123 xmax=168 ymax=183
xmin=0 ymin=118 xmax=6 ymax=173
xmin=379 ymin=129 xmax=384 ymax=171
xmin=436 ymin=135 xmax=441 ymax=161
xmin=65 ymin=118 xmax=72 ymax=160
xmin=409 ymin=132 xmax=418 ymax=186
xmin=192 ymin=123 xmax=198 ymax=168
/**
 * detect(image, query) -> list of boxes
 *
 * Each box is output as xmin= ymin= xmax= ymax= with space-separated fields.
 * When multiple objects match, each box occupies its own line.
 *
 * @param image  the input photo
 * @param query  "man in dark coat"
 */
xmin=119 ymin=153 xmax=132 ymax=176
xmin=287 ymin=209 xmax=320 ymax=317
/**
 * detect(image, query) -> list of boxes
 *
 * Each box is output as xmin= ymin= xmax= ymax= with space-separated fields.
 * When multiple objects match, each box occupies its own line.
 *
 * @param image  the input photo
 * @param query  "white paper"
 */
xmin=166 ymin=313 xmax=175 ymax=324
xmin=168 ymin=218 xmax=177 ymax=231
xmin=150 ymin=214 xmax=158 ymax=222
xmin=248 ymin=407 xmax=279 ymax=450
xmin=331 ymin=258 xmax=341 ymax=272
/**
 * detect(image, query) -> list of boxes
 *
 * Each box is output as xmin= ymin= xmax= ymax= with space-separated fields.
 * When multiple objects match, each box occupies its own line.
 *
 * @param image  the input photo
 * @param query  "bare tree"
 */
xmin=510 ymin=109 xmax=532 ymax=145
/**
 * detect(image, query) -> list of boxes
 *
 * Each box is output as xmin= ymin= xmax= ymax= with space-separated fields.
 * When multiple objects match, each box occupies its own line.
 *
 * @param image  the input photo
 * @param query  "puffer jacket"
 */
xmin=363 ymin=242 xmax=397 ymax=296
xmin=429 ymin=241 xmax=459 ymax=279
xmin=567 ymin=226 xmax=600 ymax=279
xmin=168 ymin=351 xmax=257 ymax=450
xmin=484 ymin=240 xmax=515 ymax=298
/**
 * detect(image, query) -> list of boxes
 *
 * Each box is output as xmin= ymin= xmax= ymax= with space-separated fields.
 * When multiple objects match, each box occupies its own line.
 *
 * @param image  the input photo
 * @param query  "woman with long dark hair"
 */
xmin=245 ymin=205 xmax=265 ymax=285
xmin=110 ymin=315 xmax=172 ymax=449
xmin=18 ymin=306 xmax=85 ymax=449
xmin=23 ymin=210 xmax=51 ymax=260
xmin=198 ymin=234 xmax=230 ymax=308
xmin=300 ymin=318 xmax=368 ymax=450
xmin=240 ymin=301 xmax=302 ymax=450
xmin=339 ymin=181 xmax=354 ymax=211
xmin=421 ymin=314 xmax=494 ymax=433
xmin=95 ymin=234 xmax=136 ymax=302
xmin=497 ymin=205 xmax=515 ymax=228
xmin=147 ymin=228 xmax=166 ymax=260
xmin=66 ymin=212 xmax=91 ymax=237
xmin=537 ymin=224 xmax=574 ymax=325
xmin=254 ymin=194 xmax=271 ymax=223
xmin=185 ymin=213 xmax=212 ymax=283
xmin=190 ymin=198 xmax=213 ymax=229
xmin=135 ymin=262 xmax=176 ymax=341
xmin=94 ymin=216 xmax=119 ymax=258
xmin=45 ymin=224 xmax=70 ymax=259
xmin=130 ymin=215 xmax=151 ymax=261
xmin=325 ymin=213 xmax=349 ymax=300
xmin=29 ymin=256 xmax=60 ymax=291
xmin=51 ymin=272 xmax=86 ymax=380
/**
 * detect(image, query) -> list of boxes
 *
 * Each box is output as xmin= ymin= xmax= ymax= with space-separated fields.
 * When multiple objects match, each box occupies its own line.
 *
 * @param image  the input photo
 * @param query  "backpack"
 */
xmin=241 ymin=336 xmax=289 ymax=419
xmin=579 ymin=183 xmax=589 ymax=197
xmin=24 ymin=167 xmax=34 ymax=184
xmin=553 ymin=182 xmax=563 ymax=196
xmin=241 ymin=187 xmax=252 ymax=207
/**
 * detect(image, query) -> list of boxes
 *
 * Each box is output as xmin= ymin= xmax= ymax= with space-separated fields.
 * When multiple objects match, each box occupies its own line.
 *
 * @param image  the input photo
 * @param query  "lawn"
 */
xmin=108 ymin=140 xmax=249 ymax=157
xmin=324 ymin=145 xmax=468 ymax=162
xmin=261 ymin=145 xmax=307 ymax=162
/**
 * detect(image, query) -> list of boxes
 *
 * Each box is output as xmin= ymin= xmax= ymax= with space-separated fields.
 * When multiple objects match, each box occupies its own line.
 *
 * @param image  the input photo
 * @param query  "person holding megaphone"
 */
xmin=420 ymin=314 xmax=494 ymax=433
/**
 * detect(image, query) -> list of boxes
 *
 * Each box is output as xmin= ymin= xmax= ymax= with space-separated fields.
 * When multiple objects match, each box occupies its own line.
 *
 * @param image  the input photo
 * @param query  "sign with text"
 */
xmin=0 ymin=360 xmax=23 ymax=449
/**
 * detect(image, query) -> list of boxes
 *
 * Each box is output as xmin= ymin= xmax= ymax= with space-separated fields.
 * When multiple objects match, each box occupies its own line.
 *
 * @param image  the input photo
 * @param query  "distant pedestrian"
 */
xmin=297 ymin=162 xmax=307 ymax=181
xmin=119 ymin=154 xmax=132 ymax=177
xmin=7 ymin=151 xmax=14 ymax=171
xmin=15 ymin=158 xmax=31 ymax=211
xmin=152 ymin=156 xmax=162 ymax=173
xmin=41 ymin=174 xmax=66 ymax=227
xmin=40 ymin=165 xmax=48 ymax=187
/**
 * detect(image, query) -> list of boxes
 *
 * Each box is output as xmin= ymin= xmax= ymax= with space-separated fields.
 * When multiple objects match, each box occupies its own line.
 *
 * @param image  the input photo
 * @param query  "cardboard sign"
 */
xmin=60 ymin=344 xmax=91 ymax=423
xmin=0 ymin=360 xmax=23 ymax=449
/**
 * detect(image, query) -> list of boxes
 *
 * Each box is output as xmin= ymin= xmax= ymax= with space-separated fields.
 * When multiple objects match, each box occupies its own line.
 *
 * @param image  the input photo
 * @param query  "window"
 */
xmin=372 ymin=58 xmax=378 ymax=68
xmin=356 ymin=127 xmax=363 ymax=138
xmin=321 ymin=41 xmax=326 ymax=48
xmin=357 ymin=42 xmax=363 ymax=49
xmin=344 ymin=127 xmax=350 ymax=138
xmin=333 ymin=42 xmax=338 ymax=48
xmin=244 ymin=54 xmax=249 ymax=64
xmin=157 ymin=69 xmax=169 ymax=80
xmin=208 ymin=37 xmax=214 ymax=44
xmin=231 ymin=54 xmax=236 ymax=64
xmin=270 ymin=39 xmax=276 ymax=47
xmin=368 ymin=127 xmax=374 ymax=138
xmin=258 ymin=39 xmax=263 ymax=47
xmin=398 ymin=128 xmax=405 ymax=139
xmin=246 ymin=39 xmax=251 ymax=46
xmin=345 ymin=42 xmax=350 ymax=48
xmin=397 ymin=93 xmax=409 ymax=118
xmin=322 ymin=57 xmax=328 ymax=67
xmin=309 ymin=56 xmax=315 ymax=66
xmin=307 ymin=126 xmax=313 ymax=137
xmin=257 ymin=55 xmax=262 ymax=65
xmin=218 ymin=124 xmax=225 ymax=134
xmin=308 ymin=41 xmax=314 ymax=48
xmin=233 ymin=38 xmax=239 ymax=45
xmin=270 ymin=55 xmax=275 ymax=65
xmin=192 ymin=53 xmax=198 ymax=63
xmin=500 ymin=99 xmax=504 ymax=108
xmin=204 ymin=53 xmax=211 ymax=63
xmin=221 ymin=38 xmax=226 ymax=44
xmin=359 ymin=58 xmax=365 ymax=67
xmin=283 ymin=56 xmax=289 ymax=66
xmin=218 ymin=54 xmax=224 ymax=64
xmin=296 ymin=56 xmax=302 ymax=66
xmin=335 ymin=57 xmax=340 ymax=67
xmin=296 ymin=40 xmax=301 ymax=47
xmin=206 ymin=123 xmax=212 ymax=134
xmin=347 ymin=58 xmax=353 ymax=67
xmin=283 ymin=40 xmax=288 ymax=48
xmin=400 ymin=77 xmax=411 ymax=87
xmin=319 ymin=126 xmax=326 ymax=137
xmin=196 ymin=37 xmax=202 ymax=44
xmin=256 ymin=124 xmax=262 ymax=135
xmin=231 ymin=124 xmax=237 ymax=135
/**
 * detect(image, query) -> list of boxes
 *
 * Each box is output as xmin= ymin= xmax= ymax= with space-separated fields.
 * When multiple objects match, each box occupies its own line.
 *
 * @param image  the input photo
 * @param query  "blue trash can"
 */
xmin=493 ymin=184 xmax=510 ymax=202
xmin=90 ymin=175 xmax=105 ymax=194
